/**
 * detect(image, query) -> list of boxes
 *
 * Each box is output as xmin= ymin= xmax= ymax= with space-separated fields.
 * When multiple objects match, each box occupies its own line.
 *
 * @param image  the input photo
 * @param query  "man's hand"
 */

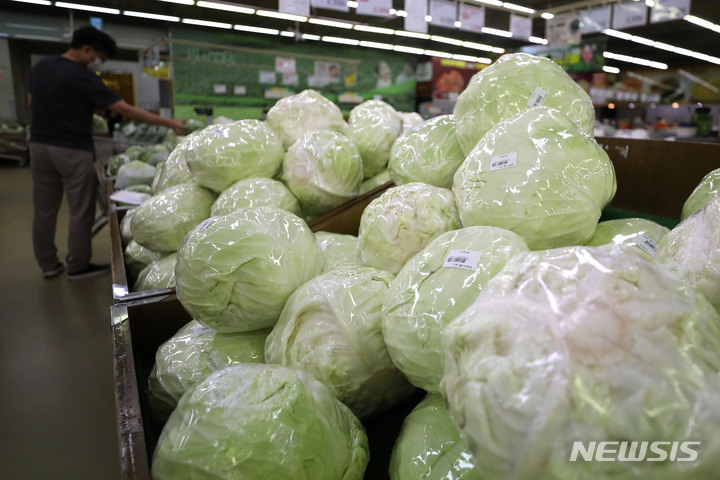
xmin=165 ymin=118 xmax=186 ymax=135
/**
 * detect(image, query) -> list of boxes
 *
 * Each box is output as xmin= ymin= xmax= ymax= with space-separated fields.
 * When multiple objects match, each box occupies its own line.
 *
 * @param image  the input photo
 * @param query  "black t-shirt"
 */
xmin=30 ymin=56 xmax=121 ymax=151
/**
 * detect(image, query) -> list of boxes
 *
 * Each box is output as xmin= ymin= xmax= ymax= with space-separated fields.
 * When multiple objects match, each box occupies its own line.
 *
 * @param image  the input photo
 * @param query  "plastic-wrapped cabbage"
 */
xmin=93 ymin=113 xmax=108 ymax=134
xmin=107 ymin=153 xmax=131 ymax=177
xmin=213 ymin=115 xmax=234 ymax=124
xmin=657 ymin=196 xmax=720 ymax=312
xmin=585 ymin=218 xmax=669 ymax=260
xmin=184 ymin=118 xmax=206 ymax=132
xmin=185 ymin=120 xmax=284 ymax=193
xmin=115 ymin=160 xmax=156 ymax=190
xmin=453 ymin=106 xmax=616 ymax=250
xmin=359 ymin=169 xmax=392 ymax=195
xmin=682 ymin=167 xmax=720 ymax=219
xmin=390 ymin=393 xmax=481 ymax=480
xmin=358 ymin=182 xmax=460 ymax=275
xmin=383 ymin=226 xmax=528 ymax=391
xmin=134 ymin=253 xmax=177 ymax=291
xmin=153 ymin=135 xmax=195 ymax=194
xmin=315 ymin=231 xmax=359 ymax=272
xmin=454 ymin=52 xmax=596 ymax=154
xmin=388 ymin=115 xmax=464 ymax=189
xmin=130 ymin=183 xmax=215 ymax=252
xmin=265 ymin=264 xmax=414 ymax=419
xmin=151 ymin=161 xmax=164 ymax=193
xmin=441 ymin=244 xmax=720 ymax=480
xmin=152 ymin=363 xmax=369 ymax=480
xmin=147 ymin=320 xmax=268 ymax=422
xmin=282 ymin=130 xmax=363 ymax=216
xmin=124 ymin=239 xmax=165 ymax=279
xmin=345 ymin=100 xmax=403 ymax=178
xmin=120 ymin=209 xmax=135 ymax=244
xmin=211 ymin=177 xmax=301 ymax=217
xmin=266 ymin=89 xmax=347 ymax=149
xmin=176 ymin=207 xmax=323 ymax=332
xmin=140 ymin=143 xmax=170 ymax=165
xmin=399 ymin=112 xmax=424 ymax=133
xmin=123 ymin=144 xmax=144 ymax=161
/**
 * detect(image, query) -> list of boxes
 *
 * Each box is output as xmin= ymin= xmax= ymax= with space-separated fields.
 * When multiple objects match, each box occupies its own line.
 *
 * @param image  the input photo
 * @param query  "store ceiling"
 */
xmin=3 ymin=0 xmax=720 ymax=69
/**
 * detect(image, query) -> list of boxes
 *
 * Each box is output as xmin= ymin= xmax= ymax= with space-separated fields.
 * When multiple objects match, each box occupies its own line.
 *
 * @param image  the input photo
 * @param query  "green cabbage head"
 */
xmin=383 ymin=226 xmax=528 ymax=391
xmin=134 ymin=253 xmax=177 ymax=291
xmin=682 ymin=167 xmax=720 ymax=219
xmin=315 ymin=231 xmax=359 ymax=272
xmin=175 ymin=206 xmax=323 ymax=332
xmin=345 ymin=99 xmax=403 ymax=178
xmin=185 ymin=120 xmax=284 ymax=192
xmin=265 ymin=264 xmax=415 ymax=419
xmin=153 ymin=134 xmax=195 ymax=194
xmin=115 ymin=160 xmax=156 ymax=190
xmin=152 ymin=363 xmax=369 ymax=480
xmin=453 ymin=106 xmax=616 ymax=250
xmin=359 ymin=169 xmax=392 ymax=195
xmin=454 ymin=52 xmax=595 ymax=154
xmin=124 ymin=239 xmax=165 ymax=279
xmin=442 ymin=244 xmax=720 ymax=480
xmin=399 ymin=112 xmax=424 ymax=133
xmin=358 ymin=182 xmax=461 ymax=275
xmin=584 ymin=218 xmax=669 ymax=260
xmin=211 ymin=177 xmax=300 ymax=217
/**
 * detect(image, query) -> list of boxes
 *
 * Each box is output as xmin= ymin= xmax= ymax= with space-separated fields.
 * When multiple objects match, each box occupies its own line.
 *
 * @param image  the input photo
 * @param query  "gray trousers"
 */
xmin=29 ymin=142 xmax=98 ymax=273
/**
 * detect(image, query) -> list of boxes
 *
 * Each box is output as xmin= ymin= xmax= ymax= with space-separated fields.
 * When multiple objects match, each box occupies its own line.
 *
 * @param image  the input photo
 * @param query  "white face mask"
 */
xmin=87 ymin=59 xmax=103 ymax=71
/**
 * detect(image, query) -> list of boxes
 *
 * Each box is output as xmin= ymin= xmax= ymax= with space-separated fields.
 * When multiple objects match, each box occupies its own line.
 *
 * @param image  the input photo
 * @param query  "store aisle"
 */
xmin=0 ymin=163 xmax=121 ymax=480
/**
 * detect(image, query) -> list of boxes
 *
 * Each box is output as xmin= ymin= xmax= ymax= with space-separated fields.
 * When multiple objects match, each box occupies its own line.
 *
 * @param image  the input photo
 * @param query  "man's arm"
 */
xmin=107 ymin=99 xmax=185 ymax=135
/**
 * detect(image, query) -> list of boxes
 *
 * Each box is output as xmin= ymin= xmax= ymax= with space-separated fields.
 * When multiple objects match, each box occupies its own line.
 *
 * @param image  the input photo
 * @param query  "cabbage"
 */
xmin=383 ymin=226 xmax=528 ymax=391
xmin=120 ymin=209 xmax=135 ymax=244
xmin=358 ymin=182 xmax=460 ymax=275
xmin=114 ymin=160 xmax=156 ymax=190
xmin=211 ymin=177 xmax=300 ymax=217
xmin=152 ymin=363 xmax=368 ymax=480
xmin=657 ymin=196 xmax=720 ymax=312
xmin=265 ymin=264 xmax=414 ymax=418
xmin=185 ymin=120 xmax=284 ymax=192
xmin=359 ymin=169 xmax=392 ymax=195
xmin=140 ymin=143 xmax=170 ymax=165
xmin=134 ymin=253 xmax=177 ymax=291
xmin=151 ymin=161 xmax=164 ymax=193
xmin=184 ymin=118 xmax=206 ymax=132
xmin=388 ymin=115 xmax=465 ymax=189
xmin=399 ymin=112 xmax=424 ymax=133
xmin=682 ymin=167 xmax=720 ymax=219
xmin=453 ymin=106 xmax=616 ymax=250
xmin=93 ymin=113 xmax=108 ymax=134
xmin=147 ymin=320 xmax=268 ymax=422
xmin=345 ymin=100 xmax=403 ymax=178
xmin=390 ymin=393 xmax=481 ymax=480
xmin=107 ymin=153 xmax=131 ymax=177
xmin=130 ymin=183 xmax=215 ymax=252
xmin=441 ymin=244 xmax=720 ymax=480
xmin=584 ymin=218 xmax=669 ymax=260
xmin=266 ymin=89 xmax=347 ymax=149
xmin=454 ymin=52 xmax=596 ymax=154
xmin=124 ymin=239 xmax=165 ymax=279
xmin=123 ymin=144 xmax=144 ymax=161
xmin=153 ymin=135 xmax=195 ymax=194
xmin=282 ymin=130 xmax=363 ymax=216
xmin=315 ymin=231 xmax=359 ymax=272
xmin=176 ymin=207 xmax=323 ymax=332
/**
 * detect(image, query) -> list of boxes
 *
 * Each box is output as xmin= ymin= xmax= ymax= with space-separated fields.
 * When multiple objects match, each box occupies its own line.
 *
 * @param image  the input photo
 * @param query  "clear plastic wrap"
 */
xmin=681 ymin=167 xmax=720 ymax=219
xmin=153 ymin=134 xmax=194 ymax=194
xmin=120 ymin=208 xmax=135 ymax=244
xmin=345 ymin=99 xmax=404 ymax=179
xmin=657 ymin=196 xmax=720 ymax=312
xmin=211 ymin=177 xmax=301 ymax=217
xmin=114 ymin=160 xmax=156 ymax=190
xmin=454 ymin=52 xmax=596 ymax=154
xmin=175 ymin=206 xmax=323 ymax=332
xmin=281 ymin=129 xmax=363 ymax=216
xmin=106 ymin=153 xmax=131 ymax=177
xmin=358 ymin=182 xmax=461 ymax=275
xmin=152 ymin=363 xmax=369 ymax=480
xmin=185 ymin=120 xmax=284 ymax=193
xmin=453 ymin=106 xmax=616 ymax=250
xmin=441 ymin=244 xmax=720 ymax=480
xmin=389 ymin=393 xmax=481 ymax=480
xmin=147 ymin=320 xmax=268 ymax=422
xmin=388 ymin=114 xmax=465 ymax=189
xmin=124 ymin=239 xmax=165 ymax=279
xmin=265 ymin=264 xmax=415 ymax=419
xmin=130 ymin=183 xmax=215 ymax=253
xmin=315 ymin=231 xmax=359 ymax=272
xmin=382 ymin=226 xmax=528 ymax=392
xmin=266 ymin=89 xmax=347 ymax=149
xmin=140 ymin=143 xmax=170 ymax=165
xmin=359 ymin=169 xmax=391 ymax=195
xmin=584 ymin=218 xmax=669 ymax=260
xmin=399 ymin=112 xmax=425 ymax=133
xmin=134 ymin=252 xmax=177 ymax=291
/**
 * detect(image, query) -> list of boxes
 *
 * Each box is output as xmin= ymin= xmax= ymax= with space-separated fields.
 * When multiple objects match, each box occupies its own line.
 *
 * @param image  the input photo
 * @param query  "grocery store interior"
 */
xmin=2 ymin=0 xmax=720 ymax=479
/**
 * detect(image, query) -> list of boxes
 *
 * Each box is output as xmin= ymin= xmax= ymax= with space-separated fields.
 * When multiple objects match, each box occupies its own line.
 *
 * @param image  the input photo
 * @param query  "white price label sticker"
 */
xmin=490 ymin=152 xmax=517 ymax=171
xmin=527 ymin=87 xmax=549 ymax=107
xmin=443 ymin=250 xmax=482 ymax=271
xmin=633 ymin=234 xmax=659 ymax=256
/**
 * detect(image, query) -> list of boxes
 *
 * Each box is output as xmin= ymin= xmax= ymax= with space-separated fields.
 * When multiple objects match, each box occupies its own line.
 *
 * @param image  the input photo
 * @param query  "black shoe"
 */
xmin=43 ymin=263 xmax=65 ymax=279
xmin=67 ymin=263 xmax=110 ymax=281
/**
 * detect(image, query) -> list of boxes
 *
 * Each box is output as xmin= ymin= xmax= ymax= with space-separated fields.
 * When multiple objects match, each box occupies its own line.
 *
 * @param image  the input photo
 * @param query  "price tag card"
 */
xmin=490 ymin=152 xmax=517 ymax=171
xmin=443 ymin=250 xmax=482 ymax=271
xmin=527 ymin=87 xmax=549 ymax=107
xmin=633 ymin=234 xmax=659 ymax=256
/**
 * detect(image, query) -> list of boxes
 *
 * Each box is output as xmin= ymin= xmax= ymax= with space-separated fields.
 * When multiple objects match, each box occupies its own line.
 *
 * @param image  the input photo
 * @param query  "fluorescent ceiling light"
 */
xmin=482 ymin=27 xmax=513 ymax=37
xmin=12 ymin=0 xmax=51 ymax=5
xmin=604 ymin=28 xmax=720 ymax=66
xmin=182 ymin=18 xmax=232 ymax=29
xmin=124 ymin=11 xmax=180 ymax=22
xmin=234 ymin=24 xmax=279 ymax=35
xmin=55 ymin=2 xmax=120 ymax=14
xmin=463 ymin=40 xmax=504 ymax=54
xmin=476 ymin=0 xmax=502 ymax=6
xmin=354 ymin=25 xmax=394 ymax=34
xmin=685 ymin=15 xmax=720 ymax=34
xmin=396 ymin=10 xmax=407 ymax=17
xmin=678 ymin=69 xmax=720 ymax=93
xmin=602 ymin=65 xmax=620 ymax=74
xmin=425 ymin=15 xmax=432 ymax=22
xmin=503 ymin=2 xmax=535 ymax=14
xmin=454 ymin=21 xmax=462 ymax=28
xmin=529 ymin=36 xmax=548 ymax=45
xmin=322 ymin=36 xmax=359 ymax=45
xmin=302 ymin=33 xmax=320 ymax=40
xmin=603 ymin=51 xmax=667 ymax=70
xmin=424 ymin=50 xmax=453 ymax=59
xmin=393 ymin=45 xmax=425 ymax=55
xmin=280 ymin=31 xmax=296 ymax=37
xmin=395 ymin=30 xmax=430 ymax=39
xmin=476 ymin=57 xmax=492 ymax=64
xmin=430 ymin=35 xmax=464 ymax=46
xmin=541 ymin=12 xmax=555 ymax=19
xmin=452 ymin=54 xmax=479 ymax=62
xmin=359 ymin=40 xmax=393 ymax=50
xmin=196 ymin=1 xmax=254 ymax=14
xmin=347 ymin=1 xmax=358 ymax=7
xmin=257 ymin=10 xmax=307 ymax=22
xmin=309 ymin=18 xmax=353 ymax=29
xmin=156 ymin=0 xmax=194 ymax=4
